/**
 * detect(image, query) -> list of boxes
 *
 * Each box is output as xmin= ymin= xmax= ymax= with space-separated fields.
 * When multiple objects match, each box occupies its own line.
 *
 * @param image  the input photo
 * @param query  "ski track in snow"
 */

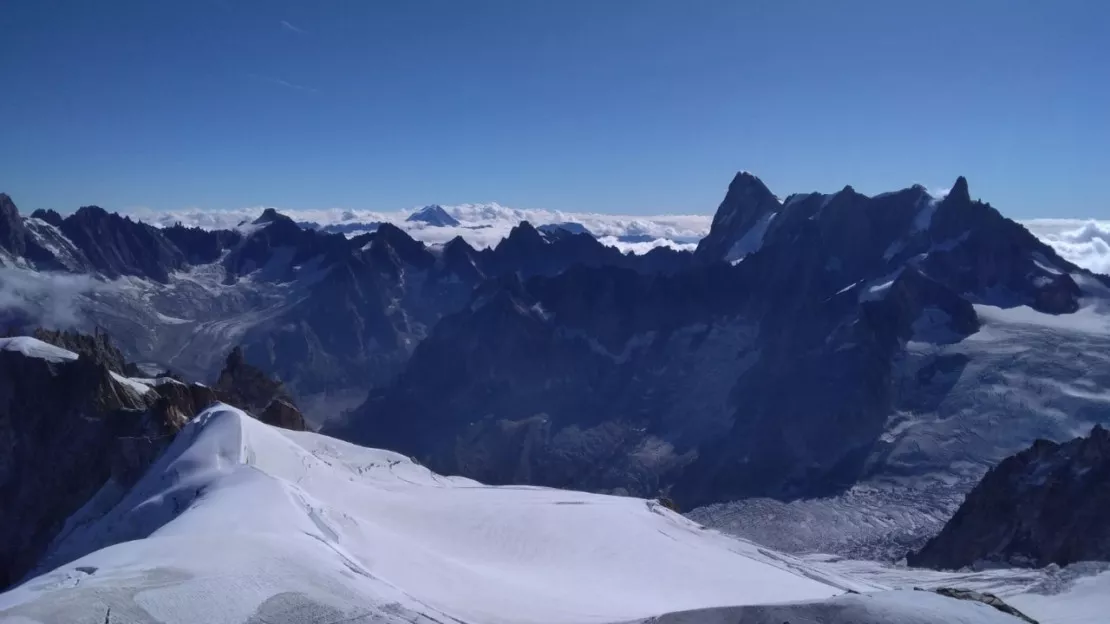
xmin=2 ymin=405 xmax=847 ymax=624
xmin=8 ymin=406 xmax=1105 ymax=623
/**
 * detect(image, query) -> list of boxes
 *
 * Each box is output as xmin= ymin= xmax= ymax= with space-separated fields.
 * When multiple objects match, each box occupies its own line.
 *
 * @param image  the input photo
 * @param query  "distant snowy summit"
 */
xmin=405 ymin=204 xmax=460 ymax=227
xmin=538 ymin=221 xmax=593 ymax=237
xmin=331 ymin=169 xmax=1110 ymax=517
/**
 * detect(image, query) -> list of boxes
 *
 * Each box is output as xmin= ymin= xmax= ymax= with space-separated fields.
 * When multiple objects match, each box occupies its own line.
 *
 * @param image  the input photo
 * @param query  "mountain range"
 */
xmin=3 ymin=172 xmax=1110 ymax=557
xmin=327 ymin=174 xmax=1110 ymax=515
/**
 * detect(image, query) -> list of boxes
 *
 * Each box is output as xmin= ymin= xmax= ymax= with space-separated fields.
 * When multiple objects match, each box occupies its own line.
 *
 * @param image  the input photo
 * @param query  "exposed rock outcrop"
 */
xmin=214 ymin=346 xmax=306 ymax=431
xmin=331 ymin=173 xmax=1109 ymax=509
xmin=0 ymin=332 xmax=308 ymax=589
xmin=909 ymin=426 xmax=1110 ymax=570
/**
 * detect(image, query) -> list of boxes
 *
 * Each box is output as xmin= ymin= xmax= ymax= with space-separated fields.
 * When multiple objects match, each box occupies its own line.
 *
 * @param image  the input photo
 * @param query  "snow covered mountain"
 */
xmin=0 ymin=196 xmax=686 ymax=423
xmin=4 ymin=172 xmax=1110 ymax=560
xmin=329 ymin=173 xmax=1110 ymax=551
xmin=1 ymin=402 xmax=1048 ymax=624
xmin=405 ymin=204 xmax=461 ymax=227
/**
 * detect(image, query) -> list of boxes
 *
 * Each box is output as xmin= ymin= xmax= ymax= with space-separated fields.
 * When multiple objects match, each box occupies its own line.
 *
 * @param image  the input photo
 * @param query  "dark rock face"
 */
xmin=161 ymin=223 xmax=242 ymax=265
xmin=0 ymin=337 xmax=187 ymax=588
xmin=0 ymin=193 xmax=29 ymax=257
xmin=32 ymin=327 xmax=128 ymax=373
xmin=927 ymin=588 xmax=1038 ymax=624
xmin=693 ymin=171 xmax=781 ymax=263
xmin=0 ymin=331 xmax=308 ymax=590
xmin=214 ymin=346 xmax=306 ymax=431
xmin=0 ymin=195 xmax=81 ymax=270
xmin=29 ymin=209 xmax=64 ymax=228
xmin=0 ymin=196 xmax=690 ymax=419
xmin=909 ymin=426 xmax=1110 ymax=570
xmin=58 ymin=206 xmax=187 ymax=282
xmin=331 ymin=173 xmax=1104 ymax=508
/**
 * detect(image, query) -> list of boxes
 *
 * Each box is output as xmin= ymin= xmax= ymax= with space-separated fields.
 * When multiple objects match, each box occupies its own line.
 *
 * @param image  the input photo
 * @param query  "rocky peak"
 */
xmin=406 ymin=204 xmax=460 ymax=227
xmin=366 ymin=222 xmax=433 ymax=270
xmin=32 ymin=327 xmax=128 ymax=373
xmin=438 ymin=236 xmax=486 ymax=283
xmin=0 ymin=334 xmax=203 ymax=587
xmin=161 ymin=223 xmax=243 ymax=265
xmin=29 ymin=208 xmax=64 ymax=228
xmin=59 ymin=205 xmax=187 ymax=282
xmin=946 ymin=175 xmax=971 ymax=205
xmin=908 ymin=425 xmax=1110 ymax=569
xmin=502 ymin=221 xmax=546 ymax=246
xmin=1 ymin=329 xmax=314 ymax=588
xmin=223 ymin=211 xmax=338 ymax=282
xmin=214 ymin=346 xmax=306 ymax=431
xmin=253 ymin=207 xmax=295 ymax=225
xmin=0 ymin=194 xmax=19 ymax=225
xmin=694 ymin=171 xmax=781 ymax=263
xmin=0 ymin=193 xmax=28 ymax=256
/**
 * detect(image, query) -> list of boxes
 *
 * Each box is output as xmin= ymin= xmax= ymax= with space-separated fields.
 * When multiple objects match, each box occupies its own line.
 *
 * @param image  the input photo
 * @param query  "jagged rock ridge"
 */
xmin=0 ymin=195 xmax=689 ymax=422
xmin=909 ymin=425 xmax=1110 ymax=570
xmin=0 ymin=330 xmax=306 ymax=589
xmin=329 ymin=173 xmax=1110 ymax=511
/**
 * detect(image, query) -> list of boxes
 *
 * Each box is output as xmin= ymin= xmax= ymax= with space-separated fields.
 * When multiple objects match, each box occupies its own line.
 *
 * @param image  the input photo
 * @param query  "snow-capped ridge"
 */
xmin=0 ymin=336 xmax=79 ymax=363
xmin=7 ymin=403 xmax=863 ymax=623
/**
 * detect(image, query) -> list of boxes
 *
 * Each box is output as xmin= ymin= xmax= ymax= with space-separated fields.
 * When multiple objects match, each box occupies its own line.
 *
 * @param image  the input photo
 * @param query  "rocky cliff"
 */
xmin=909 ymin=425 xmax=1110 ymax=569
xmin=0 ymin=331 xmax=306 ymax=589
xmin=0 ymin=194 xmax=687 ymax=422
xmin=329 ymin=173 xmax=1110 ymax=509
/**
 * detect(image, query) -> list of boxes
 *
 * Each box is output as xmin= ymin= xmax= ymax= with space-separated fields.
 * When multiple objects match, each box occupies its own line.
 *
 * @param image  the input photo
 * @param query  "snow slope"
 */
xmin=805 ymin=556 xmax=1110 ymax=624
xmin=0 ymin=405 xmax=1037 ymax=624
xmin=0 ymin=336 xmax=79 ymax=363
xmin=1 ymin=405 xmax=853 ymax=624
xmin=2 ymin=406 xmax=1083 ymax=617
xmin=692 ymin=280 xmax=1110 ymax=561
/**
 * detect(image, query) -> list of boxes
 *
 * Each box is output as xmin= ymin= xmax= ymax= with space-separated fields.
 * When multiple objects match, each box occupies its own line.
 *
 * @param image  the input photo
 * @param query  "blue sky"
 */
xmin=2 ymin=0 xmax=1106 ymax=218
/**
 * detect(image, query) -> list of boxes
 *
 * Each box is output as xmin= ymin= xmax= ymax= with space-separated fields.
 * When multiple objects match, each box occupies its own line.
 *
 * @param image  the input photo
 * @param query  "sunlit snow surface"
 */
xmin=803 ymin=556 xmax=1110 ymax=624
xmin=0 ymin=336 xmax=79 ymax=363
xmin=1 ymin=405 xmax=853 ymax=624
xmin=3 ymin=406 xmax=1105 ymax=623
xmin=691 ymin=282 xmax=1110 ymax=562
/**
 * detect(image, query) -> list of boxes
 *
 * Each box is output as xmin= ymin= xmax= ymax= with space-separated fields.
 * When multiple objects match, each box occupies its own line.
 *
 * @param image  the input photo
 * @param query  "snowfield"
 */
xmin=691 ymin=278 xmax=1110 ymax=563
xmin=2 ymin=405 xmax=1077 ymax=624
xmin=0 ymin=336 xmax=79 ymax=363
xmin=2 ymin=405 xmax=847 ymax=624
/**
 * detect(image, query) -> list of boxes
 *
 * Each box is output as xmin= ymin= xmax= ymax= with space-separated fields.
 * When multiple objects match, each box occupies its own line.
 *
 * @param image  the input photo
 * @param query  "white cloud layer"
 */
xmin=121 ymin=204 xmax=1109 ymax=273
xmin=126 ymin=203 xmax=712 ymax=254
xmin=0 ymin=268 xmax=102 ymax=328
xmin=1022 ymin=219 xmax=1110 ymax=276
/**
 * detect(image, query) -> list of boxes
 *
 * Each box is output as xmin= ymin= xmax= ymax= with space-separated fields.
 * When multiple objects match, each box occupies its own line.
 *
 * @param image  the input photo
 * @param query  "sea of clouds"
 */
xmin=121 ymin=204 xmax=1110 ymax=274
xmin=1022 ymin=219 xmax=1110 ymax=276
xmin=125 ymin=203 xmax=709 ymax=254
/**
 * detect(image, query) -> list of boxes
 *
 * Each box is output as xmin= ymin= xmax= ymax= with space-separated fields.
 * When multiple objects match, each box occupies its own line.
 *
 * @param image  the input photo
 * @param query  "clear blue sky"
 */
xmin=2 ymin=0 xmax=1106 ymax=218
